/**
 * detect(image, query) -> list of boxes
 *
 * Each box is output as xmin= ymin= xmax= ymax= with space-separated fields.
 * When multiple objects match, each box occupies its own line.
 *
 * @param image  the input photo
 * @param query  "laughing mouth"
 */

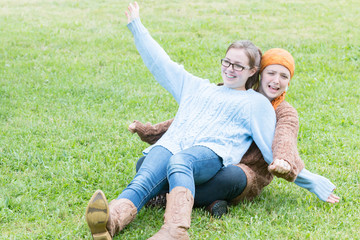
xmin=225 ymin=73 xmax=237 ymax=79
xmin=268 ymin=84 xmax=279 ymax=91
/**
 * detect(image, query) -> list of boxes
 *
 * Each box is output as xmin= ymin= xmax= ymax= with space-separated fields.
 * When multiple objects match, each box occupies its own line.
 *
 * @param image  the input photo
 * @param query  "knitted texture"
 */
xmin=232 ymin=101 xmax=304 ymax=203
xmin=131 ymin=101 xmax=305 ymax=203
xmin=270 ymin=101 xmax=304 ymax=181
xmin=131 ymin=120 xmax=173 ymax=145
xmin=271 ymin=91 xmax=286 ymax=110
xmin=132 ymin=100 xmax=336 ymax=202
xmin=128 ymin=18 xmax=276 ymax=167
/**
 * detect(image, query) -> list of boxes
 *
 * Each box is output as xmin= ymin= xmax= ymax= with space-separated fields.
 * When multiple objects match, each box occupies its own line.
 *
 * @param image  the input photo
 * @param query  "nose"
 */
xmin=273 ymin=74 xmax=280 ymax=83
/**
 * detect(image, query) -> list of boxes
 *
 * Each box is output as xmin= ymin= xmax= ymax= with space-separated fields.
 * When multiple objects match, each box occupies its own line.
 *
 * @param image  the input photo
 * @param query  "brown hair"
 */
xmin=226 ymin=40 xmax=262 ymax=90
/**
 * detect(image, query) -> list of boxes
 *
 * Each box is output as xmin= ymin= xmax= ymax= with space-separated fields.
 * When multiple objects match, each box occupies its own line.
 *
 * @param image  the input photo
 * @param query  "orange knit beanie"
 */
xmin=260 ymin=48 xmax=295 ymax=78
xmin=260 ymin=48 xmax=295 ymax=109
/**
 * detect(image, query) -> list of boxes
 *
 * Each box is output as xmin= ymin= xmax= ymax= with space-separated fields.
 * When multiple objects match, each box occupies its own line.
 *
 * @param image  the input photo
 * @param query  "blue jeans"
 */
xmin=118 ymin=145 xmax=223 ymax=211
xmin=136 ymin=156 xmax=247 ymax=207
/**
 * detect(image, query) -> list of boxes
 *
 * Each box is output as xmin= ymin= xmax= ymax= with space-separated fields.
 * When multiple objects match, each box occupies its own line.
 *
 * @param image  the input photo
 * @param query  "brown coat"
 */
xmin=231 ymin=101 xmax=304 ymax=204
xmin=130 ymin=100 xmax=304 ymax=204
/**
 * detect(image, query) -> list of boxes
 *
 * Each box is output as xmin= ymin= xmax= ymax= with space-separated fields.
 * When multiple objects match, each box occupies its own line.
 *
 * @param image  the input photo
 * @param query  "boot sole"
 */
xmin=85 ymin=190 xmax=112 ymax=240
xmin=210 ymin=200 xmax=228 ymax=218
xmin=92 ymin=232 xmax=112 ymax=240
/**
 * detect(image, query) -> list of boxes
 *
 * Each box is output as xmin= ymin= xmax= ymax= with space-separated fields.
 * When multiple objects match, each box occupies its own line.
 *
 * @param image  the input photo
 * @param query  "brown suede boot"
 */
xmin=148 ymin=186 xmax=194 ymax=240
xmin=106 ymin=198 xmax=137 ymax=237
xmin=85 ymin=190 xmax=112 ymax=240
xmin=86 ymin=190 xmax=137 ymax=239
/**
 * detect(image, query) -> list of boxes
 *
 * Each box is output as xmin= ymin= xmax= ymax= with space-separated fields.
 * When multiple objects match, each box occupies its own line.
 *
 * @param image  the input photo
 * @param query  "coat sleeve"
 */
xmin=130 ymin=119 xmax=174 ymax=145
xmin=268 ymin=101 xmax=305 ymax=182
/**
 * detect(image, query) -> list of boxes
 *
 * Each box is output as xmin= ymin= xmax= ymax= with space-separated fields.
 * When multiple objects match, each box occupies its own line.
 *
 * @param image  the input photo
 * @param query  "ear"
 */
xmin=249 ymin=68 xmax=257 ymax=77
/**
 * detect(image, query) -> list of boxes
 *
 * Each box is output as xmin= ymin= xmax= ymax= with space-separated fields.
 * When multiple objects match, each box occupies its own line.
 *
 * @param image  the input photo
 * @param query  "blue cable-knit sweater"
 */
xmin=127 ymin=18 xmax=276 ymax=167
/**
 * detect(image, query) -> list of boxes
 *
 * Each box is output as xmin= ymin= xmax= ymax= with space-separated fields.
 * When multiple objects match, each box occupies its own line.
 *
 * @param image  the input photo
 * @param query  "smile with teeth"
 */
xmin=225 ymin=72 xmax=237 ymax=79
xmin=268 ymin=84 xmax=279 ymax=92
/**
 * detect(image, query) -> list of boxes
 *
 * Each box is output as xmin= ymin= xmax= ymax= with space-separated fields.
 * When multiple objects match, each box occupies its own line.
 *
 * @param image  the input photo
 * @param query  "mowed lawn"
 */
xmin=0 ymin=0 xmax=359 ymax=239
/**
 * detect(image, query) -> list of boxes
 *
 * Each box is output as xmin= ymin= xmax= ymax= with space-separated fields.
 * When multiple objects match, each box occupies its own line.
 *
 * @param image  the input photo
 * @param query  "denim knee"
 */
xmin=167 ymin=153 xmax=193 ymax=177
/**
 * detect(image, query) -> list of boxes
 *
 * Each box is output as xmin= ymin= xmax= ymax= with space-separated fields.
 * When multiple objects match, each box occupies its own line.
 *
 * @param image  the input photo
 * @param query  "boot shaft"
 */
xmin=164 ymin=187 xmax=194 ymax=228
xmin=148 ymin=187 xmax=194 ymax=240
xmin=107 ymin=198 xmax=137 ymax=237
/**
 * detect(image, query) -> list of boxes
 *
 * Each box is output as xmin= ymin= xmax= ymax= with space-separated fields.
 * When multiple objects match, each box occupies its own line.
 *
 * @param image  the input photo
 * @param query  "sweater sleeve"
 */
xmin=294 ymin=168 xmax=336 ymax=202
xmin=250 ymin=94 xmax=276 ymax=165
xmin=268 ymin=101 xmax=305 ymax=181
xmin=127 ymin=18 xmax=209 ymax=103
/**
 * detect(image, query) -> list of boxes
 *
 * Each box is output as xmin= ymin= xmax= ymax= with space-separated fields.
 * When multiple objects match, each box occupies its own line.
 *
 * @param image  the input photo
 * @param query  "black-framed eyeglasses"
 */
xmin=221 ymin=59 xmax=250 ymax=72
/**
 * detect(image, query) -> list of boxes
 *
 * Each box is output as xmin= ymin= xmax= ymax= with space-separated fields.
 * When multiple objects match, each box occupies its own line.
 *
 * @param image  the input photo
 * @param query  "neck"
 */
xmin=258 ymin=88 xmax=273 ymax=101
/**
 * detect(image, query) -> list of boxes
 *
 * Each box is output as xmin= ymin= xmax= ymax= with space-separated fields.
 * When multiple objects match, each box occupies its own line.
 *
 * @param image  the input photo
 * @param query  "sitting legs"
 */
xmin=137 ymin=156 xmax=247 ymax=218
xmin=149 ymin=146 xmax=222 ymax=239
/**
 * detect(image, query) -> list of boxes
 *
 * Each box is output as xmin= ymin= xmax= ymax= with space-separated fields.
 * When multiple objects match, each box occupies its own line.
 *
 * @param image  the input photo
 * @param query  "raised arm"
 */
xmin=125 ymin=2 xmax=209 ymax=103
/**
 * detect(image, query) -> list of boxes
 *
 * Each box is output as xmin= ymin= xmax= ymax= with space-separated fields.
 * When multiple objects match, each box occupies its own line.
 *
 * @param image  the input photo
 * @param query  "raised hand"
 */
xmin=125 ymin=2 xmax=140 ymax=24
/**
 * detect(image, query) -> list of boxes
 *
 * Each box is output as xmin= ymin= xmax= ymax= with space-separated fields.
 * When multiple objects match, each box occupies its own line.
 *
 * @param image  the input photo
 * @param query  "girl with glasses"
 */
xmin=130 ymin=48 xmax=340 ymax=219
xmin=85 ymin=2 xmax=277 ymax=239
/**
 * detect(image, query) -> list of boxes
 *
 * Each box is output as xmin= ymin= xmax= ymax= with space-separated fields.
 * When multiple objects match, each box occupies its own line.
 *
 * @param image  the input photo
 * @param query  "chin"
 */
xmin=223 ymin=82 xmax=233 ymax=88
xmin=264 ymin=89 xmax=277 ymax=98
xmin=269 ymin=93 xmax=281 ymax=100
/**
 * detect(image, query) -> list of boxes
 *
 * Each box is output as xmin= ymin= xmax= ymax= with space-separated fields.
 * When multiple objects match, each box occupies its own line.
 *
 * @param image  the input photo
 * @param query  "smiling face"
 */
xmin=259 ymin=64 xmax=291 ymax=101
xmin=221 ymin=48 xmax=257 ymax=91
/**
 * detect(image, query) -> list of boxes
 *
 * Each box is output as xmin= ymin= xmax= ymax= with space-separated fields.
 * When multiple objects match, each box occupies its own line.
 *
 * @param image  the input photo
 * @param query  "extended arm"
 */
xmin=128 ymin=119 xmax=174 ymax=145
xmin=295 ymin=168 xmax=339 ymax=203
xmin=271 ymin=102 xmax=339 ymax=203
xmin=126 ymin=3 xmax=209 ymax=103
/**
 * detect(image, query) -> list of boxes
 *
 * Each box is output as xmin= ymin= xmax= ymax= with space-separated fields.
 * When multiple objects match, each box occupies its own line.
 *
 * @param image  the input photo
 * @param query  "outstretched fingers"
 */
xmin=125 ymin=2 xmax=140 ymax=24
xmin=326 ymin=192 xmax=340 ymax=204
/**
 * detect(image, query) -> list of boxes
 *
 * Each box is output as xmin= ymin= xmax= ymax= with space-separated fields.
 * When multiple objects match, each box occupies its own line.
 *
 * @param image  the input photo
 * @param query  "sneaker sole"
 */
xmin=210 ymin=200 xmax=228 ymax=218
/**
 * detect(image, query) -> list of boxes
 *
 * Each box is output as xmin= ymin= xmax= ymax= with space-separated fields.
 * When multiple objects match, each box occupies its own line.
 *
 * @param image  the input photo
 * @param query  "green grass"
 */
xmin=0 ymin=0 xmax=359 ymax=239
